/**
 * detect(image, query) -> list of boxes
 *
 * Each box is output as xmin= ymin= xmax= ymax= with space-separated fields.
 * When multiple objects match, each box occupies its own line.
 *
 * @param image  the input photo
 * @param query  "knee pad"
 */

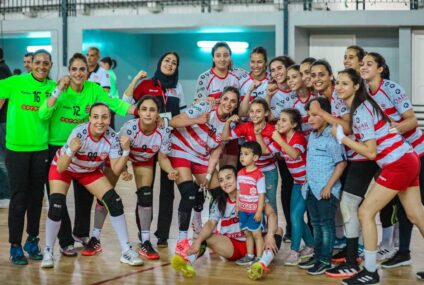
xmin=177 ymin=181 xmax=196 ymax=212
xmin=340 ymin=192 xmax=362 ymax=238
xmin=48 ymin=193 xmax=66 ymax=222
xmin=136 ymin=186 xmax=153 ymax=207
xmin=102 ymin=189 xmax=124 ymax=217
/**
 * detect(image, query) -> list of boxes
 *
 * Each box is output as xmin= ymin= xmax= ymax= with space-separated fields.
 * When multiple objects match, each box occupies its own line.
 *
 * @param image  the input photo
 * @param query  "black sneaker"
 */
xmin=139 ymin=240 xmax=160 ymax=260
xmin=307 ymin=261 xmax=331 ymax=275
xmin=298 ymin=256 xmax=317 ymax=269
xmin=417 ymin=271 xmax=424 ymax=280
xmin=325 ymin=261 xmax=360 ymax=278
xmin=157 ymin=238 xmax=168 ymax=248
xmin=332 ymin=247 xmax=347 ymax=263
xmin=381 ymin=251 xmax=411 ymax=269
xmin=341 ymin=268 xmax=379 ymax=285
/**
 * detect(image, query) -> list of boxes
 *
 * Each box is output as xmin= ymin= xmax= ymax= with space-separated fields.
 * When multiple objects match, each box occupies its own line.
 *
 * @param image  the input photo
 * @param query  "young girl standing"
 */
xmin=332 ymin=68 xmax=424 ymax=285
xmin=261 ymin=108 xmax=314 ymax=265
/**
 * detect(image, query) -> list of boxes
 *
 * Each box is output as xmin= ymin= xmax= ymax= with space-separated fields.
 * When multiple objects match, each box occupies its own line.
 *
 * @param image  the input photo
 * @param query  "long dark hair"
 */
xmin=281 ymin=108 xmax=302 ymax=132
xmin=216 ymin=165 xmax=237 ymax=215
xmin=152 ymin=51 xmax=180 ymax=92
xmin=100 ymin=56 xmax=117 ymax=70
xmin=366 ymin=52 xmax=390 ymax=80
xmin=338 ymin=68 xmax=390 ymax=129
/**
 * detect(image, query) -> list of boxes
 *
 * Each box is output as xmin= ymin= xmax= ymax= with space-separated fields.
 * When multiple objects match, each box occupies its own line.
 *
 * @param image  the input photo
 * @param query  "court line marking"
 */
xmin=90 ymin=262 xmax=171 ymax=285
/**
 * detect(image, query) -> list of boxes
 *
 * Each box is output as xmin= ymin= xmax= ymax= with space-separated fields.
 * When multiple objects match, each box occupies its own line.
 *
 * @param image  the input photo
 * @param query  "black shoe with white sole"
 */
xmin=341 ymin=268 xmax=380 ymax=285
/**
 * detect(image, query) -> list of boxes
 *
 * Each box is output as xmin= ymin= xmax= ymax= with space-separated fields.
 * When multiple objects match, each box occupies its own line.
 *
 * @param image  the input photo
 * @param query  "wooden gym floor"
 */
xmin=0 ymin=167 xmax=423 ymax=285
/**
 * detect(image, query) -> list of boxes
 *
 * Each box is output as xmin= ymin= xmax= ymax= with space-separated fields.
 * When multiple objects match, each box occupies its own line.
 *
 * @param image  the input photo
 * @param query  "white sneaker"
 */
xmin=120 ymin=248 xmax=144 ymax=266
xmin=41 ymin=248 xmax=54 ymax=268
xmin=377 ymin=245 xmax=396 ymax=261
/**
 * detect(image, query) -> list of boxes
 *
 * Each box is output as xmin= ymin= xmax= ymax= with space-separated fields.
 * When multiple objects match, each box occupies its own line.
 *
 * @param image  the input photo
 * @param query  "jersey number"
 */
xmin=73 ymin=106 xmax=81 ymax=116
xmin=87 ymin=152 xmax=97 ymax=161
xmin=33 ymin=91 xmax=41 ymax=103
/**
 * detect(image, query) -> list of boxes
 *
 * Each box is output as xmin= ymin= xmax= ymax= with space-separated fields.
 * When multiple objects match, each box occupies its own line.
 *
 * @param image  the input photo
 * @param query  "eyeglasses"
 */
xmin=70 ymin=67 xmax=87 ymax=72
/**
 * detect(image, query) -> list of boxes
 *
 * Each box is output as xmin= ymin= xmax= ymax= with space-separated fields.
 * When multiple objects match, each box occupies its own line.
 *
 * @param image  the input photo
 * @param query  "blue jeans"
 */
xmin=0 ymin=122 xmax=10 ymax=199
xmin=306 ymin=192 xmax=337 ymax=263
xmin=264 ymin=168 xmax=278 ymax=214
xmin=291 ymin=184 xmax=314 ymax=251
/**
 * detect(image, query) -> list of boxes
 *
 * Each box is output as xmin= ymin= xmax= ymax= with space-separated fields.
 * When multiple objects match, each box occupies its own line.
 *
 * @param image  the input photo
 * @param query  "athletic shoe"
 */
xmin=298 ymin=256 xmax=316 ymax=269
xmin=60 ymin=245 xmax=78 ymax=257
xmin=332 ymin=247 xmax=363 ymax=264
xmin=120 ymin=248 xmax=144 ymax=266
xmin=417 ymin=271 xmax=424 ymax=280
xmin=81 ymin=237 xmax=102 ymax=256
xmin=10 ymin=245 xmax=28 ymax=265
xmin=341 ymin=268 xmax=380 ymax=285
xmin=307 ymin=261 xmax=331 ymax=275
xmin=23 ymin=236 xmax=43 ymax=260
xmin=334 ymin=237 xmax=347 ymax=249
xmin=282 ymin=234 xmax=291 ymax=243
xmin=381 ymin=251 xmax=411 ymax=269
xmin=171 ymin=254 xmax=196 ymax=278
xmin=247 ymin=262 xmax=269 ymax=281
xmin=157 ymin=238 xmax=168 ymax=248
xmin=41 ymin=248 xmax=54 ymax=268
xmin=299 ymin=246 xmax=314 ymax=260
xmin=73 ymin=235 xmax=90 ymax=247
xmin=175 ymin=238 xmax=191 ymax=260
xmin=376 ymin=245 xmax=396 ymax=262
xmin=325 ymin=262 xmax=360 ymax=278
xmin=284 ymin=250 xmax=300 ymax=266
xmin=139 ymin=240 xmax=160 ymax=260
xmin=235 ymin=255 xmax=256 ymax=266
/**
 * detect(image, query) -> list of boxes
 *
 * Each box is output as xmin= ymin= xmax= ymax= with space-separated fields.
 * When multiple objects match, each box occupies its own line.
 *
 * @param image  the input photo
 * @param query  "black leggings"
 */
xmin=7 ymin=149 xmax=48 ymax=244
xmin=278 ymin=158 xmax=294 ymax=236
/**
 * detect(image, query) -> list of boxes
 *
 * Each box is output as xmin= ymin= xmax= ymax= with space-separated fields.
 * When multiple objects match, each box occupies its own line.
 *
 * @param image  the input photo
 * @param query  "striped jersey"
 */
xmin=237 ymin=167 xmax=266 ymax=213
xmin=209 ymin=198 xmax=245 ymax=241
xmin=352 ymin=100 xmax=412 ymax=167
xmin=230 ymin=121 xmax=277 ymax=172
xmin=170 ymin=101 xmax=227 ymax=166
xmin=270 ymin=88 xmax=297 ymax=120
xmin=119 ymin=118 xmax=172 ymax=164
xmin=268 ymin=131 xmax=307 ymax=184
xmin=196 ymin=68 xmax=241 ymax=100
xmin=239 ymin=72 xmax=269 ymax=102
xmin=369 ymin=79 xmax=424 ymax=156
xmin=292 ymin=92 xmax=317 ymax=138
xmin=54 ymin=123 xmax=121 ymax=173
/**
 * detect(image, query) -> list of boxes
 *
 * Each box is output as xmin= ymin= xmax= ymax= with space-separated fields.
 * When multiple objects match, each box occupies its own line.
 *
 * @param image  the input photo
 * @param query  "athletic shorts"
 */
xmin=169 ymin=156 xmax=207 ymax=175
xmin=132 ymin=158 xmax=155 ymax=168
xmin=376 ymin=152 xmax=420 ymax=191
xmin=343 ymin=160 xmax=379 ymax=197
xmin=238 ymin=211 xmax=263 ymax=232
xmin=48 ymin=164 xmax=104 ymax=186
xmin=227 ymin=238 xmax=247 ymax=261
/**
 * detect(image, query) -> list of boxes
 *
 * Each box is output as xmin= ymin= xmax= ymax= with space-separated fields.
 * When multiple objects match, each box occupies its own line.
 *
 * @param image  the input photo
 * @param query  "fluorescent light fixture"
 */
xmin=197 ymin=41 xmax=249 ymax=53
xmin=27 ymin=45 xmax=52 ymax=52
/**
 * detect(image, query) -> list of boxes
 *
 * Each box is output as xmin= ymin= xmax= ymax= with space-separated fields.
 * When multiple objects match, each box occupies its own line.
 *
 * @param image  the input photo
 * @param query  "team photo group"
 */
xmin=0 ymin=41 xmax=423 ymax=285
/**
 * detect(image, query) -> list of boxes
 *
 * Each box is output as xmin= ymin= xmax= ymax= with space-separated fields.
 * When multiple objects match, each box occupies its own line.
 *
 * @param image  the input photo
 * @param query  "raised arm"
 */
xmin=122 ymin=70 xmax=148 ymax=103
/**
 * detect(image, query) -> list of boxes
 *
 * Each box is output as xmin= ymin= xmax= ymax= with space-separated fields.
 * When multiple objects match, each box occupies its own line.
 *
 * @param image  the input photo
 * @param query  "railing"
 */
xmin=0 ymin=0 xmax=422 ymax=16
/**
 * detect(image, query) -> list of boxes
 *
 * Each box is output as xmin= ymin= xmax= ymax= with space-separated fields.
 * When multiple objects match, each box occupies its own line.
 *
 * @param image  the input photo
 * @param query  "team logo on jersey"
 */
xmin=341 ymin=107 xmax=347 ymax=113
xmin=199 ymin=80 xmax=203 ymax=85
xmin=127 ymin=130 xmax=132 ymax=135
xmin=201 ymin=75 xmax=205 ymax=79
xmin=385 ymin=82 xmax=390 ymax=86
xmin=355 ymin=117 xmax=360 ymax=123
xmin=249 ymin=187 xmax=257 ymax=195
xmin=152 ymin=145 xmax=159 ymax=152
xmin=100 ymin=152 xmax=108 ymax=160
xmin=77 ymin=133 xmax=82 ymax=139
xmin=106 ymin=129 xmax=110 ymax=135
xmin=132 ymin=124 xmax=137 ymax=130
xmin=404 ymin=102 xmax=409 ymax=109
xmin=83 ymin=129 xmax=87 ymax=134
xmin=390 ymin=84 xmax=395 ymax=88
xmin=111 ymin=132 xmax=115 ymax=137
xmin=395 ymin=89 xmax=401 ymax=94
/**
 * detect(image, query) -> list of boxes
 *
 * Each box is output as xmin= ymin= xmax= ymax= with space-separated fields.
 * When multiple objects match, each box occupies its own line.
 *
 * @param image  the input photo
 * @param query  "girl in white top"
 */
xmin=41 ymin=103 xmax=143 ymax=268
xmin=332 ymin=69 xmax=424 ymax=285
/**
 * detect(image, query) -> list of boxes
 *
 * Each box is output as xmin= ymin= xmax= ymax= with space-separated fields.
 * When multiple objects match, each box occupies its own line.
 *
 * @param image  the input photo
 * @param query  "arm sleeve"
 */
xmin=230 ymin=123 xmax=247 ymax=139
xmin=195 ymin=72 xmax=209 ymax=99
xmin=177 ymin=83 xmax=187 ymax=111
xmin=96 ymin=87 xmax=131 ymax=117
xmin=354 ymin=107 xmax=376 ymax=142
xmin=209 ymin=200 xmax=222 ymax=221
xmin=160 ymin=126 xmax=173 ymax=155
xmin=388 ymin=82 xmax=412 ymax=115
xmin=38 ymin=96 xmax=58 ymax=120
xmin=328 ymin=137 xmax=346 ymax=164
xmin=108 ymin=132 xmax=122 ymax=159
xmin=0 ymin=76 xmax=13 ymax=99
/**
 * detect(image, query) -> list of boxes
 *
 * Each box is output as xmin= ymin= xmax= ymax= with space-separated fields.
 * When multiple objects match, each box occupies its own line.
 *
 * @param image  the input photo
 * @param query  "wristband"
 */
xmin=205 ymin=173 xmax=212 ymax=181
xmin=389 ymin=127 xmax=399 ymax=134
xmin=52 ymin=88 xmax=61 ymax=98
xmin=65 ymin=148 xmax=75 ymax=157
xmin=122 ymin=150 xmax=130 ymax=156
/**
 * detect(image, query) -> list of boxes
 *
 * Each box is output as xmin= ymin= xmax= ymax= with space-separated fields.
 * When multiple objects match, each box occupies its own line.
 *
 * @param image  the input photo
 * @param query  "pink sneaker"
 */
xmin=299 ymin=246 xmax=314 ymax=260
xmin=284 ymin=250 xmax=300 ymax=266
xmin=175 ymin=239 xmax=191 ymax=260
